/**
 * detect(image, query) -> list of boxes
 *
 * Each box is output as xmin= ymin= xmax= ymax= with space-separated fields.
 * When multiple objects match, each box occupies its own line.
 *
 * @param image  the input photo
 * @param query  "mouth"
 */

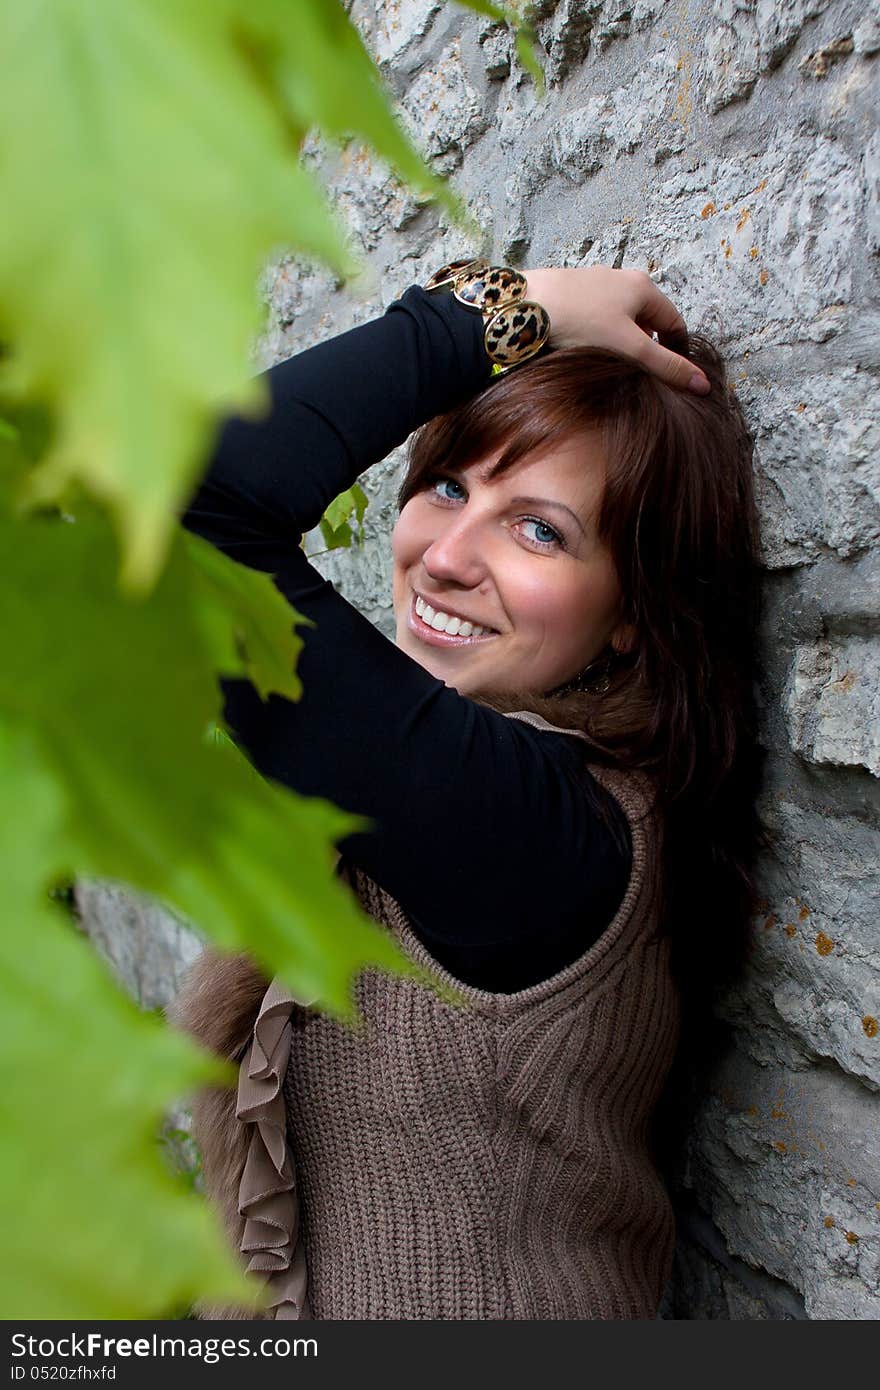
xmin=407 ymin=592 xmax=500 ymax=648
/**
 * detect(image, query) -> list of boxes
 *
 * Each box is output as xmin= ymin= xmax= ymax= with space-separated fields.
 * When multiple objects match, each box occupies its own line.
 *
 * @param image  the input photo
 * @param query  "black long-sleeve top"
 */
xmin=181 ymin=284 xmax=632 ymax=993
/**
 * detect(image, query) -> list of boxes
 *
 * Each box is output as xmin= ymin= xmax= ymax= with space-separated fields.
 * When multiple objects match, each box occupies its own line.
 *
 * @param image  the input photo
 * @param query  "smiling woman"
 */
xmin=393 ymin=435 xmax=631 ymax=695
xmin=171 ymin=262 xmax=764 ymax=1323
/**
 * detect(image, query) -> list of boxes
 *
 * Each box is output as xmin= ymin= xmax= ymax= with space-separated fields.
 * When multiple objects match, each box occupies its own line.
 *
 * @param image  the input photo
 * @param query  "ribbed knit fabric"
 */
xmin=278 ymin=755 xmax=680 ymax=1320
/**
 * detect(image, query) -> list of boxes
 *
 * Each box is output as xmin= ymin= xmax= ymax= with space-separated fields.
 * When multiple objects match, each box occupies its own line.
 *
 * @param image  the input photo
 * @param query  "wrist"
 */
xmin=523 ymin=269 xmax=570 ymax=348
xmin=422 ymin=260 xmax=551 ymax=375
xmin=525 ymin=266 xmax=581 ymax=347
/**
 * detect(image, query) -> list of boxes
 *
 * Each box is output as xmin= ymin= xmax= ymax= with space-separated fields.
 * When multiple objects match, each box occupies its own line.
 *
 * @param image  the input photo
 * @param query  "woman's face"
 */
xmin=391 ymin=432 xmax=634 ymax=696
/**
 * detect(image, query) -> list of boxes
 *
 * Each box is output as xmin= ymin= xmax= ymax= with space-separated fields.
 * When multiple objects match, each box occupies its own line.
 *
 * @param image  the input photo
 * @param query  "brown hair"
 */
xmin=398 ymin=341 xmax=767 ymax=1015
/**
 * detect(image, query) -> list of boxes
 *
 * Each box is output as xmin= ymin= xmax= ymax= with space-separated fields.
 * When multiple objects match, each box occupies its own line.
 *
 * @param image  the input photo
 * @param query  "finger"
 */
xmin=636 ymin=315 xmax=687 ymax=354
xmin=616 ymin=321 xmax=711 ymax=394
xmin=630 ymin=278 xmax=688 ymax=339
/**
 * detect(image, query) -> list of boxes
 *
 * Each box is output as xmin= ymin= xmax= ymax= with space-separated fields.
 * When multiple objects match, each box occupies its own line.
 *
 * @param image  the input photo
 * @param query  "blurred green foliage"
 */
xmin=0 ymin=0 xmax=540 ymax=1318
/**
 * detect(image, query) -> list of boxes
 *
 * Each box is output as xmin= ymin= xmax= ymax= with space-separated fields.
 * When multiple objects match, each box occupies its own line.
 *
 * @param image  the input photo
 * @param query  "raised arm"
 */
xmin=183 ymin=284 xmax=492 ymax=552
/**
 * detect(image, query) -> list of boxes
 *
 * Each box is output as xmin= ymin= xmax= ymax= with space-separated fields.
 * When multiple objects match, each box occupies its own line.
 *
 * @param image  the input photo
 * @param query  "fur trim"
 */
xmin=166 ymin=949 xmax=273 ymax=1320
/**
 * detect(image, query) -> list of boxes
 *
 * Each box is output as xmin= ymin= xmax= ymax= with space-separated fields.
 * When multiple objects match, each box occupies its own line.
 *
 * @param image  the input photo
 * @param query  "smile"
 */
xmin=408 ymin=592 xmax=500 ymax=647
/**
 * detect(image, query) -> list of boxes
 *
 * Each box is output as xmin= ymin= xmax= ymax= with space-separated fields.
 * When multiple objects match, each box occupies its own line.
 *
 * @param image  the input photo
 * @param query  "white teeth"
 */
xmin=413 ymin=594 xmax=491 ymax=638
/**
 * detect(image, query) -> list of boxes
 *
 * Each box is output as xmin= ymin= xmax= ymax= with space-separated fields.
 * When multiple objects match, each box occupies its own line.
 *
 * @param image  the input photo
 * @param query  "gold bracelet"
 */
xmin=423 ymin=258 xmax=551 ymax=376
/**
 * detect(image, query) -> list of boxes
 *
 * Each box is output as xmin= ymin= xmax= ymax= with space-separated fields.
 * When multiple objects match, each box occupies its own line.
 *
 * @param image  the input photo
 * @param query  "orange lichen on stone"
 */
xmin=784 ymin=923 xmax=797 ymax=937
xmin=773 ymin=1141 xmax=787 ymax=1154
xmin=845 ymin=1231 xmax=859 ymax=1245
xmin=747 ymin=1105 xmax=759 ymax=1117
xmin=759 ymin=269 xmax=769 ymax=286
xmin=736 ymin=207 xmax=751 ymax=231
xmin=749 ymin=246 xmax=759 ymax=258
xmin=862 ymin=1016 xmax=878 ymax=1038
xmin=724 ymin=244 xmax=732 ymax=258
xmin=799 ymin=905 xmax=810 ymax=920
xmin=847 ymin=1178 xmax=857 ymax=1188
xmin=723 ymin=201 xmax=732 ymax=210
xmin=797 ymin=402 xmax=806 ymax=412
xmin=701 ymin=201 xmax=717 ymax=218
xmin=764 ymin=914 xmax=778 ymax=930
xmin=801 ymin=37 xmax=855 ymax=79
xmin=815 ymin=932 xmax=834 ymax=956
xmin=771 ymin=1104 xmax=786 ymax=1119
xmin=824 ymin=1216 xmax=836 ymax=1228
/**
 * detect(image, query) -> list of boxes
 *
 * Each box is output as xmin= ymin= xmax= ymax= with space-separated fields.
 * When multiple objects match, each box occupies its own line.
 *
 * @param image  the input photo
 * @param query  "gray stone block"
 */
xmin=399 ymin=38 xmax=488 ymax=172
xmin=739 ymin=797 xmax=880 ymax=1089
xmin=785 ymin=638 xmax=880 ymax=776
xmin=683 ymin=1053 xmax=879 ymax=1318
xmin=75 ymin=879 xmax=203 ymax=1013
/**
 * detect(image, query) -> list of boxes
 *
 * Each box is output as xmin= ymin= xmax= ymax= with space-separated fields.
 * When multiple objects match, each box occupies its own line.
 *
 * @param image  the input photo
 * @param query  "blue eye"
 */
xmin=518 ymin=517 xmax=563 ymax=550
xmin=431 ymin=476 xmax=466 ymax=502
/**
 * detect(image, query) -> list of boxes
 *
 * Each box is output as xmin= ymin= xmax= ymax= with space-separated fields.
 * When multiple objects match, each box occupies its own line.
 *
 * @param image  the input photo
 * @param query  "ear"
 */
xmin=610 ymin=620 xmax=637 ymax=656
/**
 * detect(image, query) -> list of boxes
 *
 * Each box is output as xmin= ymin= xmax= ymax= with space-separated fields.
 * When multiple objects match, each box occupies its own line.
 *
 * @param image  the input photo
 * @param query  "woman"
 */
xmin=172 ymin=262 xmax=763 ymax=1320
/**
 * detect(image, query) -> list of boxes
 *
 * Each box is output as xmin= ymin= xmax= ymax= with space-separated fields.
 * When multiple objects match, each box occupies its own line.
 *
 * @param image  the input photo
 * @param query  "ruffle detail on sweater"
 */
xmin=236 ymin=978 xmax=312 ymax=1320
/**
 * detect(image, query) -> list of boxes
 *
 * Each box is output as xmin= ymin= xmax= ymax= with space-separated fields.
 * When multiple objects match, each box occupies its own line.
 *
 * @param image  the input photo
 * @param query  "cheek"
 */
xmin=391 ymin=504 xmax=425 ymax=603
xmin=391 ymin=509 xmax=415 ymax=570
xmin=516 ymin=565 xmax=620 ymax=639
xmin=392 ymin=497 xmax=442 ymax=565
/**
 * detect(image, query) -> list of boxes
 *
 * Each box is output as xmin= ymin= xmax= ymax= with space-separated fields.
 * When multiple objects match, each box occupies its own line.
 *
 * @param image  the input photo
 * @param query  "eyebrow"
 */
xmin=508 ymin=495 xmax=588 ymax=539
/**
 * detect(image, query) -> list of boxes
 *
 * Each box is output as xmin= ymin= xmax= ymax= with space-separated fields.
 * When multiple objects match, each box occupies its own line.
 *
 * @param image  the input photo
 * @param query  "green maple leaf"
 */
xmin=182 ymin=527 xmax=310 ymax=702
xmin=0 ymin=716 xmax=257 ymax=1319
xmin=318 ymin=481 xmax=369 ymax=552
xmin=0 ymin=0 xmax=345 ymax=591
xmin=0 ymin=0 xmax=466 ymax=596
xmin=0 ymin=508 xmax=412 ymax=1012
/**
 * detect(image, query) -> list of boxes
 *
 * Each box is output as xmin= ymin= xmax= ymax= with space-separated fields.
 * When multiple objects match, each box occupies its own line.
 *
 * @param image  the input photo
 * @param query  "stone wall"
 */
xmin=78 ymin=0 xmax=879 ymax=1318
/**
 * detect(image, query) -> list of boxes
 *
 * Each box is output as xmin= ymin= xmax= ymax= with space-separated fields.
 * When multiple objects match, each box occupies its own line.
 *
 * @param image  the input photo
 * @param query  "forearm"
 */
xmin=182 ymin=284 xmax=492 ymax=549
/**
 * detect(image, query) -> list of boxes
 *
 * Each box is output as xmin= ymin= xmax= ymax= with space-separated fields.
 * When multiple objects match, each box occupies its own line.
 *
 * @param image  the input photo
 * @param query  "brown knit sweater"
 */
xmin=171 ymin=730 xmax=680 ymax=1321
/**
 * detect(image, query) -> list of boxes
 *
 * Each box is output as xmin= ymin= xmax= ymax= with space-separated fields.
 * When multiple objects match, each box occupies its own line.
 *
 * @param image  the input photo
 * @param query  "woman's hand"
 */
xmin=524 ymin=266 xmax=711 ymax=395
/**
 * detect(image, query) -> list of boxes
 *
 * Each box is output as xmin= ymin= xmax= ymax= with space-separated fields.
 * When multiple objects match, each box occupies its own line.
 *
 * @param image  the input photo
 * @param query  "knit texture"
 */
xmin=280 ymin=758 xmax=680 ymax=1320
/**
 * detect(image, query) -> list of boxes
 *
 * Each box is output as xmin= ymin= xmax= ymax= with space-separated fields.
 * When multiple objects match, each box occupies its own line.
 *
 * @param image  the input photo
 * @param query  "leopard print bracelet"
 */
xmin=423 ymin=258 xmax=551 ymax=376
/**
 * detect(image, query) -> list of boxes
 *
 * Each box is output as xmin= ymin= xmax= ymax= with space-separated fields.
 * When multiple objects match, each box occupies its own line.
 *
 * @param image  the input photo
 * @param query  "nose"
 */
xmin=421 ymin=509 xmax=489 ymax=590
